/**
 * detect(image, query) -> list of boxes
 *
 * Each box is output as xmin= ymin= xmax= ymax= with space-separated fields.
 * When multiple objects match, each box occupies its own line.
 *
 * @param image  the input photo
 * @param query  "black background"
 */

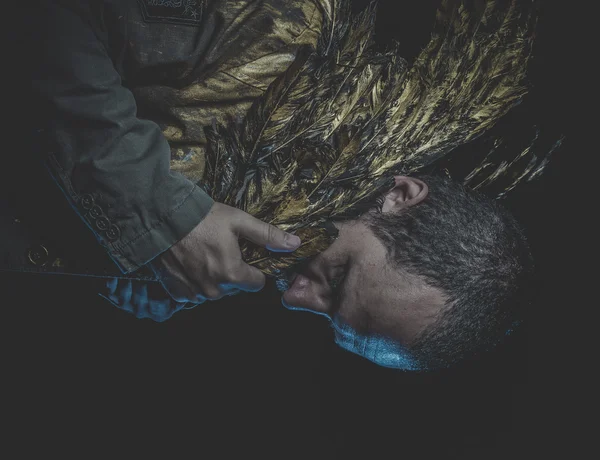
xmin=2 ymin=1 xmax=585 ymax=458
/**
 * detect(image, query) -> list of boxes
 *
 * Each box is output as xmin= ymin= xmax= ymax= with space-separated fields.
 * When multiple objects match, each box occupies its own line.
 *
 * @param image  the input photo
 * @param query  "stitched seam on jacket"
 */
xmin=48 ymin=154 xmax=204 ymax=259
xmin=111 ymin=182 xmax=203 ymax=254
xmin=47 ymin=154 xmax=199 ymax=260
xmin=48 ymin=154 xmax=80 ymax=203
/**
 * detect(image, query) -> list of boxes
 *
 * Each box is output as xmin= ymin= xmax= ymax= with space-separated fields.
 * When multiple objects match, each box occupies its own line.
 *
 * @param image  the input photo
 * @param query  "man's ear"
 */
xmin=381 ymin=176 xmax=429 ymax=213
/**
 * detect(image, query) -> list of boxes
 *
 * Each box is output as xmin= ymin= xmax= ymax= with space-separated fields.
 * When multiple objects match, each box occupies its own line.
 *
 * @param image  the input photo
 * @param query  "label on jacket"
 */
xmin=137 ymin=0 xmax=206 ymax=25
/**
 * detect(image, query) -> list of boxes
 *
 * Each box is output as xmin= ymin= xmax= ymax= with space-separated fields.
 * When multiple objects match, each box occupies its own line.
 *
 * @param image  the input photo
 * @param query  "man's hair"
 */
xmin=360 ymin=174 xmax=535 ymax=370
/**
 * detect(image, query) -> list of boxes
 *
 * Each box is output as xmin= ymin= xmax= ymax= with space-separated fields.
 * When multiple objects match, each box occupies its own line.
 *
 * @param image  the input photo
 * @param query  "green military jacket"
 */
xmin=25 ymin=0 xmax=322 ymax=275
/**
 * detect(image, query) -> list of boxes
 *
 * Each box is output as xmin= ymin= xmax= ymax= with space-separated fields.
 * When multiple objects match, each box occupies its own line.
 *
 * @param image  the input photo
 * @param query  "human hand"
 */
xmin=148 ymin=202 xmax=301 ymax=304
xmin=100 ymin=278 xmax=193 ymax=322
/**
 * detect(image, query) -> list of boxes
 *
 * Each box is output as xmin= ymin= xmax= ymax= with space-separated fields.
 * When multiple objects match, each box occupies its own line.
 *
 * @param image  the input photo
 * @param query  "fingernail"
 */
xmin=285 ymin=235 xmax=301 ymax=248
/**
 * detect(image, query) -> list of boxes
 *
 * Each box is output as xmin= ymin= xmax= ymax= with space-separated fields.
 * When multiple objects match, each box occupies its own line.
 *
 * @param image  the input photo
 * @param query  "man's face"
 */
xmin=279 ymin=217 xmax=447 ymax=370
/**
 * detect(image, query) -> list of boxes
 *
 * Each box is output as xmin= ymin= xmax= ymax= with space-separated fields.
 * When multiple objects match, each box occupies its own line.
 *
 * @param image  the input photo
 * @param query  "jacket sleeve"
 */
xmin=31 ymin=1 xmax=214 ymax=274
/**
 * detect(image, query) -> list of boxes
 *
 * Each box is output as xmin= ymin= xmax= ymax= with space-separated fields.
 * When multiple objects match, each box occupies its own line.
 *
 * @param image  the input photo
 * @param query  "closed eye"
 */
xmin=329 ymin=272 xmax=347 ymax=308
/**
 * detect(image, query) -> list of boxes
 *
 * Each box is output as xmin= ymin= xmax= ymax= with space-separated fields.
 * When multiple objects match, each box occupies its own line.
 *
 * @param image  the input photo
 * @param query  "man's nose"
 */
xmin=281 ymin=295 xmax=332 ymax=319
xmin=281 ymin=276 xmax=331 ymax=316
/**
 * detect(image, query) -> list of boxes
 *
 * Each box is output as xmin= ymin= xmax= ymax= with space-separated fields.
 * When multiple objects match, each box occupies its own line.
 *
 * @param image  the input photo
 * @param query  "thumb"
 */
xmin=237 ymin=212 xmax=301 ymax=252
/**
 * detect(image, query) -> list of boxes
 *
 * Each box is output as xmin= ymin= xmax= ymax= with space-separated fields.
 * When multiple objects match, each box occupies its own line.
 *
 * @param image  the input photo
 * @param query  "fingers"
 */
xmin=149 ymin=261 xmax=204 ymax=303
xmin=225 ymin=262 xmax=266 ymax=293
xmin=106 ymin=277 xmax=119 ymax=296
xmin=139 ymin=282 xmax=184 ymax=321
xmin=102 ymin=272 xmax=245 ymax=324
xmin=104 ymin=279 xmax=193 ymax=322
xmin=145 ymin=203 xmax=292 ymax=303
xmin=109 ymin=278 xmax=133 ymax=307
xmin=155 ymin=264 xmax=240 ymax=301
xmin=235 ymin=210 xmax=301 ymax=252
xmin=162 ymin=263 xmax=263 ymax=299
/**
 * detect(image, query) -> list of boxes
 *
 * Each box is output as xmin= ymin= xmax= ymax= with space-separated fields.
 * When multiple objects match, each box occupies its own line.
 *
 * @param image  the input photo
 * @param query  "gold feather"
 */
xmin=198 ymin=0 xmax=544 ymax=279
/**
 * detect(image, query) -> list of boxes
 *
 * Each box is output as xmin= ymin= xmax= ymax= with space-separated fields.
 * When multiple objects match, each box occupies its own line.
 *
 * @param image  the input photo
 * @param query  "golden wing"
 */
xmin=199 ymin=0 xmax=546 ymax=276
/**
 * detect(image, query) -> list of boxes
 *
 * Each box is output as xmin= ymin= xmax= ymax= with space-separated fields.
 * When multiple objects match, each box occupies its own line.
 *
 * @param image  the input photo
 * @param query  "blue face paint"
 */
xmin=281 ymin=295 xmax=332 ymax=320
xmin=275 ymin=277 xmax=291 ymax=293
xmin=329 ymin=318 xmax=423 ymax=371
xmin=280 ymin=286 xmax=423 ymax=371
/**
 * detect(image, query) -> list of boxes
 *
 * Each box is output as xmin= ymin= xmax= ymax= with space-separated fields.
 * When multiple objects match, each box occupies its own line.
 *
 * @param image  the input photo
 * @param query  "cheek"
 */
xmin=336 ymin=274 xmax=372 ymax=327
xmin=343 ymin=268 xmax=396 ymax=323
xmin=350 ymin=268 xmax=380 ymax=301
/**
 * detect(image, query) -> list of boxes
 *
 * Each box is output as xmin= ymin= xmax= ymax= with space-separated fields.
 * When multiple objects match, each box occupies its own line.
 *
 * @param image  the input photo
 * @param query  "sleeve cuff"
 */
xmin=107 ymin=184 xmax=215 ymax=274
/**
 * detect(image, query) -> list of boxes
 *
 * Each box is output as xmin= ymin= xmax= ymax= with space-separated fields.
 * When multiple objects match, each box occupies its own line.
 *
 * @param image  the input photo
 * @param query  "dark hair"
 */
xmin=360 ymin=174 xmax=535 ymax=370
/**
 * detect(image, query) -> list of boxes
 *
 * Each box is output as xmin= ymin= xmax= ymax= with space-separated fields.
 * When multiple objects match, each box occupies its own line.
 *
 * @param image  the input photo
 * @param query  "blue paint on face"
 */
xmin=281 ymin=296 xmax=332 ymax=320
xmin=275 ymin=277 xmax=291 ymax=292
xmin=281 ymin=294 xmax=422 ymax=371
xmin=329 ymin=317 xmax=422 ymax=371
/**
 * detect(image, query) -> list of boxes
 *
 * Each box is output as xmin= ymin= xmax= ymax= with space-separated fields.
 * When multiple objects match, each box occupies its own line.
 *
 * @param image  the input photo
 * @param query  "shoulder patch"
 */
xmin=136 ymin=0 xmax=206 ymax=26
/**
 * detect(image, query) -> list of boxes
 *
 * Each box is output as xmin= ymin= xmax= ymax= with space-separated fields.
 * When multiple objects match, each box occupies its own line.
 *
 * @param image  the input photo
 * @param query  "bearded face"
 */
xmin=276 ymin=176 xmax=448 ymax=370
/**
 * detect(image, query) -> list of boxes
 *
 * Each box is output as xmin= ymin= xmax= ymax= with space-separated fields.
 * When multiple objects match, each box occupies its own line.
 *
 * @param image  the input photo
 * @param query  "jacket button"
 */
xmin=89 ymin=205 xmax=103 ymax=219
xmin=106 ymin=225 xmax=121 ymax=242
xmin=81 ymin=194 xmax=94 ymax=210
xmin=27 ymin=244 xmax=49 ymax=266
xmin=96 ymin=216 xmax=110 ymax=231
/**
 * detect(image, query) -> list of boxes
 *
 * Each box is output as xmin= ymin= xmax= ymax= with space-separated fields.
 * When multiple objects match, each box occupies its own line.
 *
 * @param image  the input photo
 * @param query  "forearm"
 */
xmin=32 ymin=1 xmax=215 ymax=274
